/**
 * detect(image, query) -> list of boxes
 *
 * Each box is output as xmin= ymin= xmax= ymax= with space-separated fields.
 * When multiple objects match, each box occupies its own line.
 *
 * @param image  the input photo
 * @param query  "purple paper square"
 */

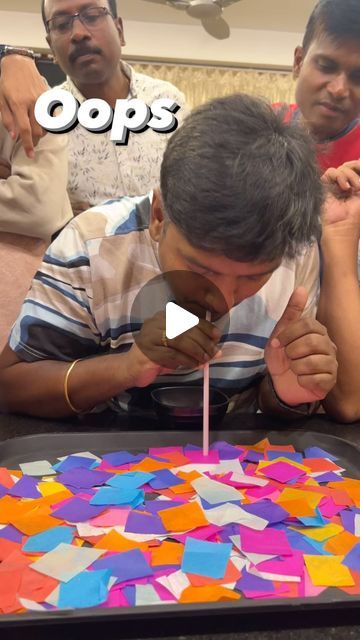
xmin=8 ymin=475 xmax=41 ymax=499
xmin=343 ymin=543 xmax=360 ymax=571
xmin=122 ymin=585 xmax=136 ymax=606
xmin=210 ymin=441 xmax=245 ymax=460
xmin=241 ymin=500 xmax=288 ymax=524
xmin=267 ymin=451 xmax=303 ymax=464
xmin=58 ymin=468 xmax=113 ymax=490
xmin=124 ymin=511 xmax=166 ymax=535
xmin=245 ymin=450 xmax=264 ymax=463
xmin=0 ymin=483 xmax=7 ymax=499
xmin=315 ymin=472 xmax=343 ymax=483
xmin=304 ymin=447 xmax=338 ymax=461
xmin=341 ymin=509 xmax=356 ymax=534
xmin=54 ymin=455 xmax=98 ymax=472
xmin=0 ymin=524 xmax=23 ymax=543
xmin=92 ymin=549 xmax=153 ymax=582
xmin=236 ymin=570 xmax=275 ymax=595
xmin=51 ymin=497 xmax=107 ymax=522
xmin=139 ymin=500 xmax=184 ymax=514
xmin=102 ymin=452 xmax=144 ymax=467
xmin=148 ymin=469 xmax=185 ymax=490
xmin=65 ymin=486 xmax=96 ymax=496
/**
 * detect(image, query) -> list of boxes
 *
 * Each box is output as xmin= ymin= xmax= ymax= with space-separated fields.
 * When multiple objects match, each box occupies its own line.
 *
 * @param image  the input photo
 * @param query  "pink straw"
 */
xmin=202 ymin=311 xmax=211 ymax=457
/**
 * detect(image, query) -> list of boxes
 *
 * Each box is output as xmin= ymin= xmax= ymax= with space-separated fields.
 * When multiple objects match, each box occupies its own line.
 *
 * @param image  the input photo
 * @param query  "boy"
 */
xmin=0 ymin=95 xmax=338 ymax=419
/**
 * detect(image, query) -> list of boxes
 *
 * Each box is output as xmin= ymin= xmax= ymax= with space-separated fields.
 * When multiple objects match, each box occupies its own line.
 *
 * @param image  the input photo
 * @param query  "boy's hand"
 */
xmin=265 ymin=287 xmax=337 ymax=406
xmin=127 ymin=310 xmax=221 ymax=388
xmin=0 ymin=56 xmax=47 ymax=158
xmin=0 ymin=158 xmax=11 ymax=179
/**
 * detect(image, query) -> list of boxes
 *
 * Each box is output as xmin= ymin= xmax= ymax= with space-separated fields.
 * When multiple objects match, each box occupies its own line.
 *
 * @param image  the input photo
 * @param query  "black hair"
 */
xmin=160 ymin=94 xmax=322 ymax=263
xmin=302 ymin=0 xmax=360 ymax=52
xmin=41 ymin=0 xmax=118 ymax=28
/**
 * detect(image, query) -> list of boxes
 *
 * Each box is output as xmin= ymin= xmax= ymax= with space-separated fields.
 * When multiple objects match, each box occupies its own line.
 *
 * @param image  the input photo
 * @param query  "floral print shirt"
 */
xmin=61 ymin=62 xmax=188 ymax=206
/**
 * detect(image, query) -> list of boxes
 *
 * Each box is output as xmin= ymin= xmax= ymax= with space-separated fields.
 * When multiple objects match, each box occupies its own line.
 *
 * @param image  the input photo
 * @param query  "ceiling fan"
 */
xmin=141 ymin=0 xmax=243 ymax=40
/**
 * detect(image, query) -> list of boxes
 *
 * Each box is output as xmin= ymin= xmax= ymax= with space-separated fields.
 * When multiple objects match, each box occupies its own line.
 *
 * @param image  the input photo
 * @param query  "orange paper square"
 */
xmin=159 ymin=501 xmax=208 ymax=532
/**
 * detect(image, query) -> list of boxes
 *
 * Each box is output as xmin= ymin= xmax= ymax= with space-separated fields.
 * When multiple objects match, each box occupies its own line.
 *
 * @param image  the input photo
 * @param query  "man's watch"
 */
xmin=0 ymin=45 xmax=36 ymax=61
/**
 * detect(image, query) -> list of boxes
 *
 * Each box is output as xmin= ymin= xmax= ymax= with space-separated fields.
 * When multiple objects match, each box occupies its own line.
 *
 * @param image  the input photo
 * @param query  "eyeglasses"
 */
xmin=46 ymin=6 xmax=112 ymax=36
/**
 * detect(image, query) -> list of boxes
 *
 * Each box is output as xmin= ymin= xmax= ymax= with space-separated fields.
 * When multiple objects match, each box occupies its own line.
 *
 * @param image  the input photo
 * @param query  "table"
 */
xmin=1 ymin=410 xmax=359 ymax=640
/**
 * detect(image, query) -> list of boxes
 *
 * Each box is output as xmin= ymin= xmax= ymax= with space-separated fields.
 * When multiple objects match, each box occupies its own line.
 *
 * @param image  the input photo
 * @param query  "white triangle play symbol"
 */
xmin=165 ymin=302 xmax=199 ymax=340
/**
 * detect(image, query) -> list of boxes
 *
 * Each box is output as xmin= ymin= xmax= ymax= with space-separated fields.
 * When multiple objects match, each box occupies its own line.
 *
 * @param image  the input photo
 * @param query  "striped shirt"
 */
xmin=9 ymin=194 xmax=320 ymax=413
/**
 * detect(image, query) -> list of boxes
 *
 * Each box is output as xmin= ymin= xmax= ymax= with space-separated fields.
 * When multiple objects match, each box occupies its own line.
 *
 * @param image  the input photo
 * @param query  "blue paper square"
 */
xmin=90 ymin=487 xmax=144 ymax=507
xmin=23 ymin=526 xmax=75 ymax=553
xmin=181 ymin=537 xmax=231 ymax=579
xmin=58 ymin=570 xmax=111 ymax=608
xmin=106 ymin=471 xmax=155 ymax=490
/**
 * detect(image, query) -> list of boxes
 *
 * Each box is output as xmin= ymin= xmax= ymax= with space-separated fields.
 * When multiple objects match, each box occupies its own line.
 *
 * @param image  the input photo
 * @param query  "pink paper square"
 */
xmin=149 ymin=447 xmax=184 ymax=456
xmin=101 ymin=587 xmax=129 ymax=608
xmin=185 ymin=451 xmax=219 ymax=464
xmin=240 ymin=526 xmax=292 ymax=556
xmin=318 ymin=497 xmax=344 ymax=519
xmin=91 ymin=507 xmax=131 ymax=527
xmin=152 ymin=581 xmax=177 ymax=602
xmin=261 ymin=461 xmax=305 ymax=484
xmin=256 ymin=551 xmax=304 ymax=577
xmin=172 ymin=524 xmax=222 ymax=544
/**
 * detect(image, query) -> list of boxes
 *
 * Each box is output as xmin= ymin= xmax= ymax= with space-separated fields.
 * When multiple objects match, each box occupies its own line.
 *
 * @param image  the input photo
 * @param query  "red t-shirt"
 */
xmin=277 ymin=103 xmax=360 ymax=173
xmin=277 ymin=104 xmax=360 ymax=280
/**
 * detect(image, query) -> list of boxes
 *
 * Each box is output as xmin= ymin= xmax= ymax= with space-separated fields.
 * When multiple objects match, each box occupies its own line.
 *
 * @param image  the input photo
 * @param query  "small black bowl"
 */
xmin=151 ymin=386 xmax=229 ymax=429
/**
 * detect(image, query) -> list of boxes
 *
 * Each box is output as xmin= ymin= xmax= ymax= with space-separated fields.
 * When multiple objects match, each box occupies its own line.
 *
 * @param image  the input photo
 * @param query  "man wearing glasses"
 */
xmin=0 ymin=0 xmax=187 ymax=212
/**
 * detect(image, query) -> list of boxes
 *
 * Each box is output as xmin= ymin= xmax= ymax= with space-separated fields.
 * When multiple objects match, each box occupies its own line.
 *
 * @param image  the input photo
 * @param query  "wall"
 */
xmin=0 ymin=11 xmax=302 ymax=68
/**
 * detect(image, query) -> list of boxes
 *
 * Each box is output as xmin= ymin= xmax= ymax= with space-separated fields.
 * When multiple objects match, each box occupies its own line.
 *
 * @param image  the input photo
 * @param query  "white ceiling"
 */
xmin=1 ymin=0 xmax=318 ymax=33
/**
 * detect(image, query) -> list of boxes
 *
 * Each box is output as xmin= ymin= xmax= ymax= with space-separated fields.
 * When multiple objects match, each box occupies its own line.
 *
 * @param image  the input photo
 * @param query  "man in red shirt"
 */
xmin=286 ymin=0 xmax=360 ymax=172
xmin=285 ymin=0 xmax=360 ymax=421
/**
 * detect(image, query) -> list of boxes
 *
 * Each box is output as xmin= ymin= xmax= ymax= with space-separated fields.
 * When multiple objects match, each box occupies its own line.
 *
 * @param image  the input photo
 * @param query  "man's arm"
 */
xmin=0 ymin=55 xmax=47 ymax=158
xmin=0 ymin=312 xmax=221 ymax=418
xmin=318 ymin=230 xmax=360 ymax=422
xmin=0 ymin=122 xmax=72 ymax=241
xmin=0 ymin=344 xmax=139 ymax=417
xmin=317 ymin=166 xmax=360 ymax=422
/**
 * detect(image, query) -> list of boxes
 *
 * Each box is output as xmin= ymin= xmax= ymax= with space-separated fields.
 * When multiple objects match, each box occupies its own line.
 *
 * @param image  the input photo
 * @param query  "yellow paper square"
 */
xmin=38 ymin=481 xmax=68 ymax=497
xmin=299 ymin=523 xmax=343 ymax=542
xmin=277 ymin=488 xmax=323 ymax=509
xmin=304 ymin=555 xmax=355 ymax=587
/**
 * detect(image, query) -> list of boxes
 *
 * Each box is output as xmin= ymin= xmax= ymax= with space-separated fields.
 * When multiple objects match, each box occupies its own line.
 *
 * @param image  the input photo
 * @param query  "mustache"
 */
xmin=69 ymin=46 xmax=102 ymax=64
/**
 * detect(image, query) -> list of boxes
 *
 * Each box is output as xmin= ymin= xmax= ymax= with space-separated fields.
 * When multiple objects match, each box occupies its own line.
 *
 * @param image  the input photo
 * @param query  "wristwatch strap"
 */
xmin=0 ymin=45 xmax=35 ymax=60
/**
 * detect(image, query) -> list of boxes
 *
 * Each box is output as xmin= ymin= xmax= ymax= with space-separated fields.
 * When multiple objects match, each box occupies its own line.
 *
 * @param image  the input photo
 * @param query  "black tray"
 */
xmin=1 ymin=429 xmax=360 ymax=639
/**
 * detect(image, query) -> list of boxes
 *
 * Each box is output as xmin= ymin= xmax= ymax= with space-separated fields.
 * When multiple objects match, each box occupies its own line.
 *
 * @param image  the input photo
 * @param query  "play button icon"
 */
xmin=130 ymin=270 xmax=230 ymax=364
xmin=165 ymin=302 xmax=199 ymax=340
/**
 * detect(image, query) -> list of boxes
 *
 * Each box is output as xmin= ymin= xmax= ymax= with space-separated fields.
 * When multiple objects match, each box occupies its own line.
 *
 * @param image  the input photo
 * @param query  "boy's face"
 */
xmin=293 ymin=32 xmax=360 ymax=140
xmin=149 ymin=192 xmax=281 ymax=320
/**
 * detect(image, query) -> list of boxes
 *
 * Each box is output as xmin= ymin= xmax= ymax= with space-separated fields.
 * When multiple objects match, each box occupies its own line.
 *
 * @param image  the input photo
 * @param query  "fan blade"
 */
xmin=202 ymin=16 xmax=230 ymax=39
xmin=167 ymin=0 xmax=191 ymax=8
xmin=141 ymin=0 xmax=169 ymax=5
xmin=142 ymin=0 xmax=188 ymax=7
xmin=220 ymin=0 xmax=243 ymax=7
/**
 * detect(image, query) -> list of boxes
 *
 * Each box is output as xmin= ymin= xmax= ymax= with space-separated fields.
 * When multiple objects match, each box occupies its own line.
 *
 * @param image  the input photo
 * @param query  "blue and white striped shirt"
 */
xmin=9 ymin=193 xmax=320 ymax=412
